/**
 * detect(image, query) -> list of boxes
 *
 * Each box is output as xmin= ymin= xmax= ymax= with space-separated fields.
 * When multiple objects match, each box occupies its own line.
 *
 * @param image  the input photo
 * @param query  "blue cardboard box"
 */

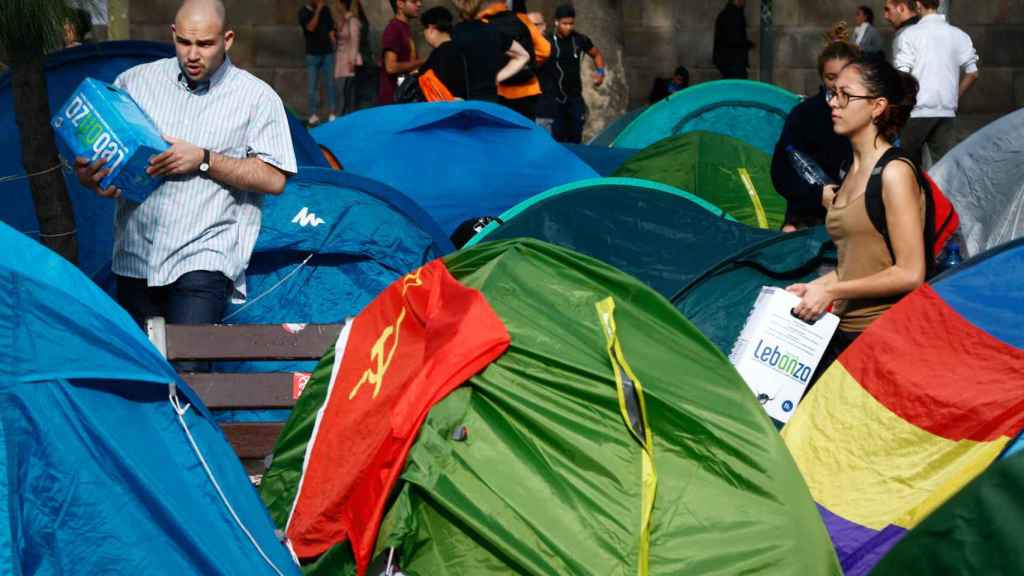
xmin=52 ymin=78 xmax=168 ymax=204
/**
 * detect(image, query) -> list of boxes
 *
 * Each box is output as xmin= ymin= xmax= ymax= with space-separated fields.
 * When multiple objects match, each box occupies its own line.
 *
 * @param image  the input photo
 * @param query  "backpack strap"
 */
xmin=864 ymin=147 xmax=936 ymax=278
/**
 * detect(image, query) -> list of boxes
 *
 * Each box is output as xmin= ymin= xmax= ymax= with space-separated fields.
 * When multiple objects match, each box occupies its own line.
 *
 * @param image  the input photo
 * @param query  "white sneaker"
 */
xmin=308 ymin=114 xmax=320 ymax=126
xmin=328 ymin=114 xmax=337 ymax=122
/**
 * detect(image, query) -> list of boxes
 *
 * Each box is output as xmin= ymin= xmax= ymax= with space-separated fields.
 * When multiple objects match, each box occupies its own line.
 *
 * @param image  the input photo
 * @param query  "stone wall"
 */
xmin=126 ymin=0 xmax=1022 ymax=139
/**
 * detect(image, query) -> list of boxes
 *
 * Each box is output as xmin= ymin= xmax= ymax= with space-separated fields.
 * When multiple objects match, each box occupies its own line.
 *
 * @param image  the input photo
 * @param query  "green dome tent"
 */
xmin=259 ymin=239 xmax=840 ymax=575
xmin=613 ymin=131 xmax=786 ymax=229
xmin=464 ymin=177 xmax=777 ymax=299
xmin=612 ymin=80 xmax=800 ymax=153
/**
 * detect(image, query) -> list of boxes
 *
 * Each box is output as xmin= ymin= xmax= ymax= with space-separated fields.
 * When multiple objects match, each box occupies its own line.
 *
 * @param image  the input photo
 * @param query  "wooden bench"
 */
xmin=147 ymin=318 xmax=343 ymax=479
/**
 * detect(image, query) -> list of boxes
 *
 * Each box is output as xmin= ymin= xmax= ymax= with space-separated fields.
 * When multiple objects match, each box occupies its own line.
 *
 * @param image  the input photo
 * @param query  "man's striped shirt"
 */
xmin=112 ymin=56 xmax=296 ymax=296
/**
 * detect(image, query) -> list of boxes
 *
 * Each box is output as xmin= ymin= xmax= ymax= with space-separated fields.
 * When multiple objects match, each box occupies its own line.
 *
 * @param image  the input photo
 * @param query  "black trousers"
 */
xmin=499 ymin=94 xmax=539 ymax=121
xmin=717 ymin=64 xmax=748 ymax=79
xmin=549 ymin=95 xmax=587 ymax=144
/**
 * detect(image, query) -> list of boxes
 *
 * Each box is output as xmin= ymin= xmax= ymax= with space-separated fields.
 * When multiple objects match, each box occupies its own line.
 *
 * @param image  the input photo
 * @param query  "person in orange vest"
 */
xmin=473 ymin=0 xmax=550 ymax=120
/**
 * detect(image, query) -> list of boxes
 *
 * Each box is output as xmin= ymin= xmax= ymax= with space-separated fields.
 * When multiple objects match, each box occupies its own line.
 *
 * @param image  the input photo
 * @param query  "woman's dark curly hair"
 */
xmin=845 ymin=54 xmax=919 ymax=143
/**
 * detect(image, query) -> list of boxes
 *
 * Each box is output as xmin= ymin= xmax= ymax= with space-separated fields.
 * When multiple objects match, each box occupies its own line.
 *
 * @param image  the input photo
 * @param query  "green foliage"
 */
xmin=0 ymin=0 xmax=97 ymax=55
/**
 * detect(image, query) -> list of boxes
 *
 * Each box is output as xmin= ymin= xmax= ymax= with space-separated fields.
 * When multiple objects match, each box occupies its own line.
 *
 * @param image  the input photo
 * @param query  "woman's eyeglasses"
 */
xmin=825 ymin=88 xmax=878 ymax=108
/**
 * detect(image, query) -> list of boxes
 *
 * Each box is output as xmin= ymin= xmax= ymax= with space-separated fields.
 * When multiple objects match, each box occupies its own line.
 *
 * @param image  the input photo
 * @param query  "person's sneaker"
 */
xmin=308 ymin=114 xmax=320 ymax=126
xmin=328 ymin=114 xmax=337 ymax=122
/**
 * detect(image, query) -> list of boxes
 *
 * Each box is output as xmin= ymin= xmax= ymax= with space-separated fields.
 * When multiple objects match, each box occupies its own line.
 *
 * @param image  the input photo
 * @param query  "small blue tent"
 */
xmin=312 ymin=101 xmax=598 ymax=235
xmin=0 ymin=41 xmax=326 ymax=291
xmin=227 ymin=168 xmax=452 ymax=326
xmin=467 ymin=177 xmax=777 ymax=298
xmin=0 ymin=221 xmax=298 ymax=575
xmin=611 ymin=80 xmax=800 ymax=153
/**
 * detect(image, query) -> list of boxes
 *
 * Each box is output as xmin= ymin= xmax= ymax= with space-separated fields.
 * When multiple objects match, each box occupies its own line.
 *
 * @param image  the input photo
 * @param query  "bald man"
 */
xmin=75 ymin=0 xmax=297 ymax=332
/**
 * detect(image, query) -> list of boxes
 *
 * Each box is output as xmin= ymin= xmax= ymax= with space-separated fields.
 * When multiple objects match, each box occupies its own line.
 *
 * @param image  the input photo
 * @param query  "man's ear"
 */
xmin=170 ymin=24 xmax=177 ymax=41
xmin=223 ymin=30 xmax=235 ymax=52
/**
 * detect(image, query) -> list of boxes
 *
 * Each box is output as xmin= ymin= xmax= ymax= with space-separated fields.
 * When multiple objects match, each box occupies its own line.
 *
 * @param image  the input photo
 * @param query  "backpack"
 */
xmin=840 ymin=147 xmax=955 ymax=279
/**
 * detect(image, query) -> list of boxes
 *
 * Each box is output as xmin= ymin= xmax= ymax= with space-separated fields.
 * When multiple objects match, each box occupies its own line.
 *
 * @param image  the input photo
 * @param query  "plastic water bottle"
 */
xmin=786 ymin=145 xmax=835 ymax=187
xmin=937 ymin=241 xmax=963 ymax=273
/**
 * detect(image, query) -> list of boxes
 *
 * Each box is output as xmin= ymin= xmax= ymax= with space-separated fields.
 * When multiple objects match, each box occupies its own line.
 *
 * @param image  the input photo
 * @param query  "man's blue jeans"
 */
xmin=117 ymin=271 xmax=233 ymax=371
xmin=306 ymin=53 xmax=336 ymax=117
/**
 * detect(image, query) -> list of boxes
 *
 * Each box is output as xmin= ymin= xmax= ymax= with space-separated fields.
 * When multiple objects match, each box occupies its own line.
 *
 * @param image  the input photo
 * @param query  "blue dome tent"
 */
xmin=0 ymin=41 xmax=326 ymax=291
xmin=466 ymin=177 xmax=777 ymax=298
xmin=312 ymin=101 xmax=598 ymax=235
xmin=612 ymin=80 xmax=800 ymax=153
xmin=227 ymin=168 xmax=452 ymax=327
xmin=0 ymin=221 xmax=298 ymax=575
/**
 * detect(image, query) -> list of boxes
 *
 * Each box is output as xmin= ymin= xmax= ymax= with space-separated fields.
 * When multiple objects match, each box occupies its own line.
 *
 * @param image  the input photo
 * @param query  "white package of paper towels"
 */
xmin=729 ymin=286 xmax=839 ymax=423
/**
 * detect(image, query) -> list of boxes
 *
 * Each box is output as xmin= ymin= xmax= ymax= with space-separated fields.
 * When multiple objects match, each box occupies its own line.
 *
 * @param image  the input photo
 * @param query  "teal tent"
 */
xmin=612 ymin=80 xmax=800 ymax=153
xmin=467 ymin=177 xmax=777 ymax=298
xmin=671 ymin=227 xmax=835 ymax=354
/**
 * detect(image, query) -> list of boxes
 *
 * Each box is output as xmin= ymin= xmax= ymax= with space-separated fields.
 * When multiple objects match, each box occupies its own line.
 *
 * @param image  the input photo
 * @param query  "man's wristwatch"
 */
xmin=199 ymin=148 xmax=211 ymax=174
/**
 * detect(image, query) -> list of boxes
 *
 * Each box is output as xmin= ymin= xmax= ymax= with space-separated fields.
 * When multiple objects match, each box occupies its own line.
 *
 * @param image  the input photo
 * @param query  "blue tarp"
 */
xmin=0 ymin=221 xmax=298 ymax=575
xmin=0 ymin=41 xmax=326 ymax=292
xmin=932 ymin=238 xmax=1024 ymax=459
xmin=312 ymin=101 xmax=598 ymax=235
xmin=611 ymin=80 xmax=800 ymax=153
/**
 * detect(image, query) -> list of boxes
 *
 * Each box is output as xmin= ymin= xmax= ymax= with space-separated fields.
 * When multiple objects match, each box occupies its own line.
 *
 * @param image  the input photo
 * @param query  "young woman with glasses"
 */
xmin=787 ymin=56 xmax=926 ymax=387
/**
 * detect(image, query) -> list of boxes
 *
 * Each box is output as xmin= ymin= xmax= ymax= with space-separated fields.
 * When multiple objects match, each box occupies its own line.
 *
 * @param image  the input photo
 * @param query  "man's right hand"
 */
xmin=74 ymin=157 xmax=120 ymax=198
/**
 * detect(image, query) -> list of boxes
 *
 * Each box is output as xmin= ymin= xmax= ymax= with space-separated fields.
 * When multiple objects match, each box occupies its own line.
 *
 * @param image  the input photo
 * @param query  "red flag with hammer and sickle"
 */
xmin=285 ymin=259 xmax=510 ymax=573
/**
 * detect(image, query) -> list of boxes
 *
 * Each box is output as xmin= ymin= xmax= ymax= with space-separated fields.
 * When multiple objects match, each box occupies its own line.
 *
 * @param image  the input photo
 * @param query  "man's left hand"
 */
xmin=593 ymin=72 xmax=605 ymax=87
xmin=147 ymin=136 xmax=204 ymax=177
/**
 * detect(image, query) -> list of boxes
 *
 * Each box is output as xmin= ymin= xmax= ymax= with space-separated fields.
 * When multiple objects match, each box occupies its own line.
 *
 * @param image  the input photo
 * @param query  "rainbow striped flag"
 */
xmin=783 ymin=241 xmax=1024 ymax=575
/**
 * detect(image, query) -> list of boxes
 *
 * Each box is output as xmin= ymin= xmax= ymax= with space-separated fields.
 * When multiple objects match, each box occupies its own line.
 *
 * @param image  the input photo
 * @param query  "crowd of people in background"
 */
xmin=296 ymin=0 xmax=608 ymax=144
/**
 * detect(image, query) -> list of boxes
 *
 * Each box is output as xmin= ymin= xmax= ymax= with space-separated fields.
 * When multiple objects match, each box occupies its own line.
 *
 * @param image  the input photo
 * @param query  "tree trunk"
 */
xmin=10 ymin=50 xmax=78 ymax=264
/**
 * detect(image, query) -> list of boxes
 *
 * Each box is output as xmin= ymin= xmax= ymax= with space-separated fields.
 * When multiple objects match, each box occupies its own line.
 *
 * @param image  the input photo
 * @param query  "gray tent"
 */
xmin=930 ymin=109 xmax=1024 ymax=255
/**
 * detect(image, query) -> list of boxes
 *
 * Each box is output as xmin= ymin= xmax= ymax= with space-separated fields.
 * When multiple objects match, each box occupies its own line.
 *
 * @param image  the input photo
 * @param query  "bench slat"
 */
xmin=182 ymin=373 xmax=297 ymax=409
xmin=221 ymin=422 xmax=285 ymax=460
xmin=165 ymin=323 xmax=342 ymax=361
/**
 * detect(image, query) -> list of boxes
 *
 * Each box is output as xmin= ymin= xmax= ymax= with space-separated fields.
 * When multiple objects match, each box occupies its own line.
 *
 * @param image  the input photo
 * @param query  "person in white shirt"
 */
xmin=883 ymin=0 xmax=919 ymax=63
xmin=892 ymin=0 xmax=979 ymax=167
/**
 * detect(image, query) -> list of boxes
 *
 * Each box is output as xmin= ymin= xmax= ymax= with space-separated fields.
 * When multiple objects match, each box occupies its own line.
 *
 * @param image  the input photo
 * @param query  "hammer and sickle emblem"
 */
xmin=347 ymin=266 xmax=426 ymax=401
xmin=349 ymin=307 xmax=407 ymax=400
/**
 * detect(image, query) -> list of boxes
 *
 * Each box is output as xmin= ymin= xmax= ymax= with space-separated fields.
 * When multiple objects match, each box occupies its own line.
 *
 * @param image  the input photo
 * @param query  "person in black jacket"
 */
xmin=712 ymin=0 xmax=753 ymax=79
xmin=421 ymin=7 xmax=468 ymax=99
xmin=771 ymin=41 xmax=862 ymax=231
